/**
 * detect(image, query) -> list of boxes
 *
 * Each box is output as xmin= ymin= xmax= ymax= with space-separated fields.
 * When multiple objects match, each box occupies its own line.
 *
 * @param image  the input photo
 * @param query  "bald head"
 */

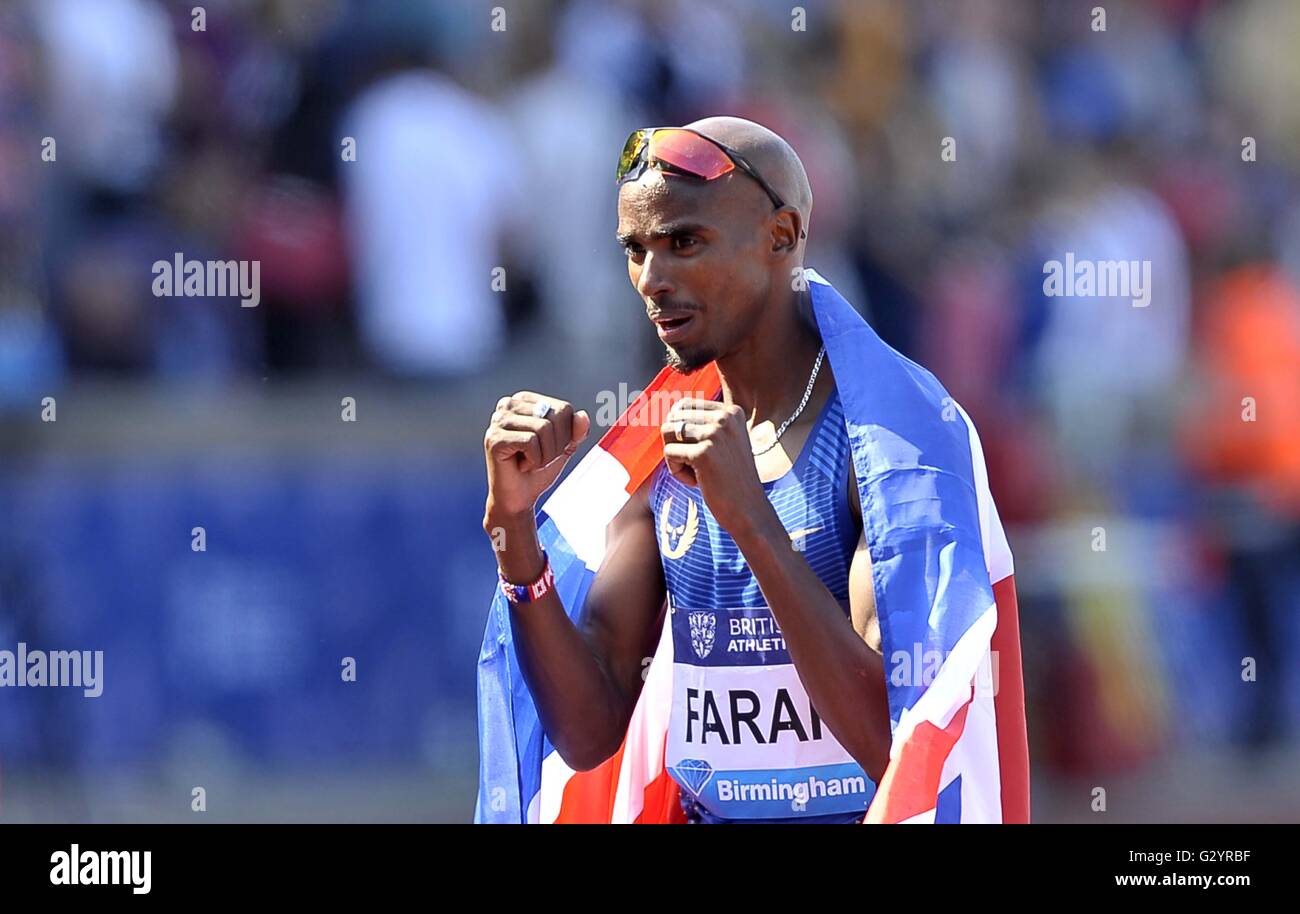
xmin=683 ymin=116 xmax=813 ymax=236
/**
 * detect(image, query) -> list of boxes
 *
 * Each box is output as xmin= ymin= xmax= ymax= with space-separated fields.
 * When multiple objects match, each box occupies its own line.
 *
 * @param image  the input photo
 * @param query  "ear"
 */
xmin=769 ymin=206 xmax=804 ymax=257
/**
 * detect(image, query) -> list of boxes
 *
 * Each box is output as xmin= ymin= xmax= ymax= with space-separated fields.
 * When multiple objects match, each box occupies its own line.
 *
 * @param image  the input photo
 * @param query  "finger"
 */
xmin=669 ymin=396 xmax=728 ymax=415
xmin=504 ymin=391 xmax=561 ymax=416
xmin=547 ymin=402 xmax=574 ymax=455
xmin=660 ymin=417 xmax=694 ymax=446
xmin=498 ymin=392 xmax=542 ymax=416
xmin=664 ymin=408 xmax=728 ymax=426
xmin=537 ymin=410 xmax=560 ymax=466
xmin=662 ymin=441 xmax=708 ymax=463
xmin=660 ymin=411 xmax=728 ymax=446
xmin=497 ymin=413 xmax=560 ymax=466
xmin=512 ymin=393 xmax=576 ymax=458
xmin=571 ymin=410 xmax=591 ymax=452
xmin=505 ymin=391 xmax=561 ymax=422
xmin=508 ymin=391 xmax=544 ymax=408
xmin=489 ymin=429 xmax=544 ymax=471
xmin=664 ymin=454 xmax=698 ymax=488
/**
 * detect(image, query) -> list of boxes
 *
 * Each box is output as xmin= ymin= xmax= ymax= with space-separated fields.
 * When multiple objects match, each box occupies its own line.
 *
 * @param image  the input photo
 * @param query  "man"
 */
xmin=479 ymin=118 xmax=1027 ymax=824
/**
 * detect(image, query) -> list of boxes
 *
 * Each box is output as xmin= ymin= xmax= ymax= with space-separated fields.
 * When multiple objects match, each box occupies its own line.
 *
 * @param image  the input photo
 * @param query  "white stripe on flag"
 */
xmin=938 ymin=401 xmax=1012 ymax=821
xmin=955 ymin=401 xmax=1014 ymax=584
xmin=611 ymin=601 xmax=675 ymax=822
xmin=938 ymin=647 xmax=1003 ymax=822
xmin=543 ymin=445 xmax=631 ymax=571
xmin=899 ymin=808 xmax=937 ymax=824
xmin=538 ymin=748 xmax=576 ymax=824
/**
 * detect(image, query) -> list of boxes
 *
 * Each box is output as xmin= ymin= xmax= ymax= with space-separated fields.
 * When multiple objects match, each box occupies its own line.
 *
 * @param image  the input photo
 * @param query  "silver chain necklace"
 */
xmin=750 ymin=345 xmax=826 ymax=456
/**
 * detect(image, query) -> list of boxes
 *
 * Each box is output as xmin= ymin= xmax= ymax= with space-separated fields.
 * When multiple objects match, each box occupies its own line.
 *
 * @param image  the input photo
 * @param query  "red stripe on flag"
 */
xmin=595 ymin=364 xmax=721 ymax=494
xmin=552 ymin=742 xmax=685 ymax=823
xmin=864 ymin=696 xmax=971 ymax=824
xmin=553 ymin=749 xmax=622 ymax=823
xmin=633 ymin=746 xmax=686 ymax=824
xmin=990 ymin=573 xmax=1031 ymax=823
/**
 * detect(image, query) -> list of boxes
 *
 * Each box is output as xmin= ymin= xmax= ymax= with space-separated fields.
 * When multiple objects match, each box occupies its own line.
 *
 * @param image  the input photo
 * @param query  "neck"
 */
xmin=716 ymin=286 xmax=823 ymax=427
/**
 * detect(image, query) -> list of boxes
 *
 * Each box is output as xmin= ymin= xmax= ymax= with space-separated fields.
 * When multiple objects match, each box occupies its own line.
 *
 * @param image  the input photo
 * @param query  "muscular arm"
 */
xmin=489 ymin=478 xmax=667 ymax=771
xmin=728 ymin=487 xmax=892 ymax=783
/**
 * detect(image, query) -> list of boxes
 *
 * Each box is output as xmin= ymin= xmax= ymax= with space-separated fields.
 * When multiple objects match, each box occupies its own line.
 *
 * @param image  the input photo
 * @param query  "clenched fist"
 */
xmin=660 ymin=397 xmax=771 ymax=536
xmin=484 ymin=391 xmax=591 ymax=520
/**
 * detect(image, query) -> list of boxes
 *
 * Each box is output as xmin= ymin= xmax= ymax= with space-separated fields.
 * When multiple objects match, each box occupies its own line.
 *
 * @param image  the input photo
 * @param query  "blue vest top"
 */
xmin=650 ymin=386 xmax=876 ymax=823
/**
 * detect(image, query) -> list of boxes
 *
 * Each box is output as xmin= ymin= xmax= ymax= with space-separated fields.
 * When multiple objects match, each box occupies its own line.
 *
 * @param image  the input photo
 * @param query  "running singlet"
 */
xmin=650 ymin=385 xmax=876 ymax=823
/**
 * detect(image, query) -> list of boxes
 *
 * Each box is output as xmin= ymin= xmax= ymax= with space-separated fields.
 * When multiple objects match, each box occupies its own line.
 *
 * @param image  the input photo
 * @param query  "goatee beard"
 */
xmin=664 ymin=345 xmax=716 ymax=375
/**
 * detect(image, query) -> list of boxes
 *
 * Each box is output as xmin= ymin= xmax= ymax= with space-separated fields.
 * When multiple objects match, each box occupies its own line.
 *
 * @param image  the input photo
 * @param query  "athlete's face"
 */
xmin=617 ymin=170 xmax=776 ymax=373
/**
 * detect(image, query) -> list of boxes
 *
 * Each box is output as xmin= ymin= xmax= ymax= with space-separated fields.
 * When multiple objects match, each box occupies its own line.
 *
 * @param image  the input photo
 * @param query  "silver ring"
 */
xmin=675 ymin=418 xmax=686 ymax=442
xmin=532 ymin=401 xmax=552 ymax=419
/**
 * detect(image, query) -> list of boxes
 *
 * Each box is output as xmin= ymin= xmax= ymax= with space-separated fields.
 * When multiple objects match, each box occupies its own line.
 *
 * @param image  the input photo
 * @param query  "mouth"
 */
xmin=651 ymin=312 xmax=697 ymax=345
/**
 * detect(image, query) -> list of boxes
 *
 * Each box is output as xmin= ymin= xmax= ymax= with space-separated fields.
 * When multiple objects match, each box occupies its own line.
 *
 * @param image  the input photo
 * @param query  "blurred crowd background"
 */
xmin=1 ymin=0 xmax=1299 ymax=821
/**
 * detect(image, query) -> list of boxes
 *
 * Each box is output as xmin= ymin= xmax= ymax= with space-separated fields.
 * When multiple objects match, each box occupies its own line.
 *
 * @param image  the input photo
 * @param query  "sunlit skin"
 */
xmin=616 ymin=168 xmax=788 ymax=375
xmin=482 ymin=118 xmax=892 ymax=792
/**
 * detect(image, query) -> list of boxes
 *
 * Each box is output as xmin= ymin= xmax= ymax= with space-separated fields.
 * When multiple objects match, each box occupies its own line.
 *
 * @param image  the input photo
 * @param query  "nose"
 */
xmin=635 ymin=250 xmax=675 ymax=303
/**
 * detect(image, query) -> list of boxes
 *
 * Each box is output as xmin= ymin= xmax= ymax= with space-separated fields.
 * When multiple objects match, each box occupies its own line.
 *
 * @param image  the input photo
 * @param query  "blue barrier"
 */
xmin=0 ymin=454 xmax=495 ymax=771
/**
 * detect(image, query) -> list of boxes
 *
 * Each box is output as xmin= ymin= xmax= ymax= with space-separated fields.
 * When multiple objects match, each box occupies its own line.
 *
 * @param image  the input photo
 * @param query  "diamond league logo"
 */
xmin=687 ymin=611 xmax=716 ymax=659
xmin=671 ymin=758 xmax=715 ymax=797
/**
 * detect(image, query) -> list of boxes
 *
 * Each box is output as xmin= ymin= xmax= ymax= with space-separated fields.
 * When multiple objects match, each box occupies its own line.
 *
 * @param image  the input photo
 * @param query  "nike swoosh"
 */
xmin=787 ymin=527 xmax=821 ymax=541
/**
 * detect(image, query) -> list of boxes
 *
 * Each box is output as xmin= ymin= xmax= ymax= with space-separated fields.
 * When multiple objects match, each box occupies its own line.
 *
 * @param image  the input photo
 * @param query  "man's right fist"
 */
xmin=483 ymin=392 xmax=591 ymax=518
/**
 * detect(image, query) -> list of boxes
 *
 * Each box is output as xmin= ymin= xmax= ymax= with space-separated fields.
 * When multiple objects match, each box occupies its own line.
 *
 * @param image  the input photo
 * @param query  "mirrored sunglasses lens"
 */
xmin=649 ymin=129 xmax=734 ymax=180
xmin=616 ymin=130 xmax=649 ymax=181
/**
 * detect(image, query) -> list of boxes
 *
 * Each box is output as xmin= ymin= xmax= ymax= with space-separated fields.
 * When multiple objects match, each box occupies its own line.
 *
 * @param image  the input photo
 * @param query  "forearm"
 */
xmin=731 ymin=510 xmax=892 ymax=781
xmin=484 ymin=508 xmax=627 ymax=769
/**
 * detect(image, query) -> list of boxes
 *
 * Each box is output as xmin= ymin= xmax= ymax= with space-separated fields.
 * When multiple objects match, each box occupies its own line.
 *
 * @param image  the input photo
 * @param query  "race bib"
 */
xmin=665 ymin=604 xmax=876 ymax=820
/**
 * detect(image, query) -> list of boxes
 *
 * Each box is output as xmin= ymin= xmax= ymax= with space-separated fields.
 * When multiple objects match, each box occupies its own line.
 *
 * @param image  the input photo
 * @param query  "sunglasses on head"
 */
xmin=616 ymin=127 xmax=806 ymax=238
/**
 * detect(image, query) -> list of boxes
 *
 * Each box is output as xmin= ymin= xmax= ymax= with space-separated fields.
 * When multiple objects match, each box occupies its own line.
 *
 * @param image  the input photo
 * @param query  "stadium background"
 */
xmin=1 ymin=0 xmax=1299 ymax=822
